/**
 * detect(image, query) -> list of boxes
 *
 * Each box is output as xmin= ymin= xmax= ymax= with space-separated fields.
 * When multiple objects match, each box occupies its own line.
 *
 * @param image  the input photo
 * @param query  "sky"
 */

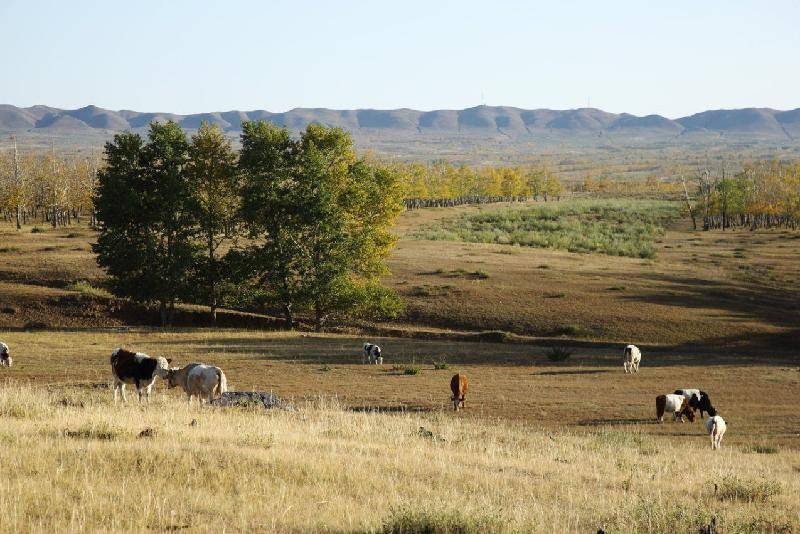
xmin=1 ymin=0 xmax=798 ymax=118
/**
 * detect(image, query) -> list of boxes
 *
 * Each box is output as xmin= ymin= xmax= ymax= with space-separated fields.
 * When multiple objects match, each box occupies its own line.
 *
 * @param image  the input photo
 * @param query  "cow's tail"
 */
xmin=217 ymin=368 xmax=228 ymax=396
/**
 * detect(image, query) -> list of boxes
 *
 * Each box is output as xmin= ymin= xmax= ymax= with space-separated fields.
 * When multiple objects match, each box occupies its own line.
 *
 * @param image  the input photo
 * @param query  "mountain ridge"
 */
xmin=2 ymin=103 xmax=800 ymax=140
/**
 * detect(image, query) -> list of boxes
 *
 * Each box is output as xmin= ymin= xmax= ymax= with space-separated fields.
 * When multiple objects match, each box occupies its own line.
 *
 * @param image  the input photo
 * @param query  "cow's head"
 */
xmin=165 ymin=368 xmax=180 ymax=388
xmin=154 ymin=357 xmax=171 ymax=379
xmin=0 ymin=344 xmax=10 ymax=367
xmin=680 ymin=399 xmax=695 ymax=422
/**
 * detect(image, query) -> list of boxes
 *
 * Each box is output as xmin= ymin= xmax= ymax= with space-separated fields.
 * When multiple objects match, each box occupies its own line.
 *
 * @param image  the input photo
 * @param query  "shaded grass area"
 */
xmin=411 ymin=199 xmax=681 ymax=258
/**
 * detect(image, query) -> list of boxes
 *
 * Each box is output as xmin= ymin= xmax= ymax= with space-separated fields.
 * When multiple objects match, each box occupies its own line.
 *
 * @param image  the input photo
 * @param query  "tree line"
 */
xmin=0 ymin=140 xmax=98 ymax=229
xmin=396 ymin=161 xmax=563 ymax=208
xmin=684 ymin=161 xmax=800 ymax=231
xmin=93 ymin=121 xmax=404 ymax=329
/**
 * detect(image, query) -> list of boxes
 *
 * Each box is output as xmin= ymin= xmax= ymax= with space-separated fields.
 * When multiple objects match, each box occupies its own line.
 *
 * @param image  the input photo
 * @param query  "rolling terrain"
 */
xmin=0 ymin=199 xmax=798 ymax=532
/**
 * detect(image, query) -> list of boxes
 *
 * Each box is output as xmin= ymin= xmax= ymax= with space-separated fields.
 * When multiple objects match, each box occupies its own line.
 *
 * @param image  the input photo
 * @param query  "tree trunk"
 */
xmin=208 ymin=233 xmax=217 ymax=325
xmin=283 ymin=303 xmax=294 ymax=330
xmin=159 ymin=301 xmax=168 ymax=327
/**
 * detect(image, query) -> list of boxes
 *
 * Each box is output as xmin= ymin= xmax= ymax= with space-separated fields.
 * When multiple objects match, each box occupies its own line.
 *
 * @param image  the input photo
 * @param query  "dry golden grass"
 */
xmin=0 ymin=383 xmax=797 ymax=533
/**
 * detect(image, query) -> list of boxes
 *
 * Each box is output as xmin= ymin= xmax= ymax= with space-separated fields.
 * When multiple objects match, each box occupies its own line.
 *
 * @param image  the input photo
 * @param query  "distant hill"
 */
xmin=2 ymin=103 xmax=799 ymax=147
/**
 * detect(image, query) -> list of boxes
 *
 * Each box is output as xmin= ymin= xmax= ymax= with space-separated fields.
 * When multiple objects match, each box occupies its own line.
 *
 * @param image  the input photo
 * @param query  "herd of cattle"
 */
xmin=0 ymin=340 xmax=727 ymax=448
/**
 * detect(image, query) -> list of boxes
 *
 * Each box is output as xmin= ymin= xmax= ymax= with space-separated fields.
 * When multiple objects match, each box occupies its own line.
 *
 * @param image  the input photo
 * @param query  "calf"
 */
xmin=656 ymin=393 xmax=695 ymax=423
xmin=363 ymin=343 xmax=383 ymax=365
xmin=110 ymin=348 xmax=170 ymax=403
xmin=706 ymin=415 xmax=727 ymax=449
xmin=450 ymin=373 xmax=468 ymax=411
xmin=166 ymin=363 xmax=228 ymax=404
xmin=623 ymin=345 xmax=641 ymax=373
xmin=674 ymin=388 xmax=717 ymax=417
xmin=0 ymin=341 xmax=11 ymax=367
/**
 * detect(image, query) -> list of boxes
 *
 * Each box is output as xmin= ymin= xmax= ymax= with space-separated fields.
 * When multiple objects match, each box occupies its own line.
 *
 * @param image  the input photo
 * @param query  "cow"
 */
xmin=674 ymin=388 xmax=717 ymax=417
xmin=450 ymin=373 xmax=468 ymax=411
xmin=656 ymin=393 xmax=695 ymax=423
xmin=166 ymin=363 xmax=228 ymax=404
xmin=110 ymin=348 xmax=170 ymax=403
xmin=0 ymin=341 xmax=11 ymax=367
xmin=706 ymin=415 xmax=727 ymax=449
xmin=363 ymin=343 xmax=383 ymax=365
xmin=623 ymin=344 xmax=641 ymax=373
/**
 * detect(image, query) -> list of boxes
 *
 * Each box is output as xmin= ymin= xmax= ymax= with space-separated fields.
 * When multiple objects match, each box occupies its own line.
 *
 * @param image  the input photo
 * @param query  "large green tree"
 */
xmin=187 ymin=122 xmax=239 ymax=323
xmin=237 ymin=121 xmax=403 ymax=330
xmin=93 ymin=121 xmax=197 ymax=325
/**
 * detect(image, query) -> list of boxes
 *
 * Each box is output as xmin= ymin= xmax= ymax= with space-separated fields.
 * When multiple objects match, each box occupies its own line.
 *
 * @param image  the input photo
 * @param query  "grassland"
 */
xmin=0 ymin=381 xmax=798 ymax=533
xmin=411 ymin=199 xmax=680 ymax=258
xmin=1 ymin=199 xmax=799 ymax=531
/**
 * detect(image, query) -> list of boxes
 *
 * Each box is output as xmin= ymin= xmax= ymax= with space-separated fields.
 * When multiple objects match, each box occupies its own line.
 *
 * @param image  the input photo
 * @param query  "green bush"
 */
xmin=432 ymin=361 xmax=449 ymax=370
xmin=65 ymin=280 xmax=112 ymax=299
xmin=547 ymin=346 xmax=572 ymax=361
xmin=404 ymin=366 xmax=421 ymax=375
xmin=381 ymin=507 xmax=508 ymax=534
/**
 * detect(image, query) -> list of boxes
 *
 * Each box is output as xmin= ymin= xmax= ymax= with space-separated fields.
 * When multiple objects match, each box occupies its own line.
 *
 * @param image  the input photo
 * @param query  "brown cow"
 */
xmin=450 ymin=373 xmax=468 ymax=411
xmin=656 ymin=393 xmax=695 ymax=423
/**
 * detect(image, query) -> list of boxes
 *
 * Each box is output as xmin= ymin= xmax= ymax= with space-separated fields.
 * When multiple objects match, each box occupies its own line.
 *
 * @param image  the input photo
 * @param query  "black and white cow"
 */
xmin=0 ymin=341 xmax=11 ymax=367
xmin=674 ymin=388 xmax=717 ymax=417
xmin=110 ymin=347 xmax=170 ymax=403
xmin=362 ymin=343 xmax=383 ymax=365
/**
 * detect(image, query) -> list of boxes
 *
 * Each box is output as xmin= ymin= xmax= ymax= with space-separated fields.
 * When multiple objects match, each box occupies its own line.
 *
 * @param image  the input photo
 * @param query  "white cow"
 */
xmin=0 ymin=341 xmax=11 ymax=367
xmin=166 ymin=363 xmax=228 ymax=404
xmin=706 ymin=415 xmax=727 ymax=449
xmin=363 ymin=343 xmax=383 ymax=365
xmin=623 ymin=344 xmax=641 ymax=373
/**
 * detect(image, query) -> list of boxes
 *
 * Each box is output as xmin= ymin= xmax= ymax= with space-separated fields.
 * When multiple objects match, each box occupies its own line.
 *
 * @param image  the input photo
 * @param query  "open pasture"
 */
xmin=1 ymin=329 xmax=798 ymax=448
xmin=0 ymin=331 xmax=799 ymax=532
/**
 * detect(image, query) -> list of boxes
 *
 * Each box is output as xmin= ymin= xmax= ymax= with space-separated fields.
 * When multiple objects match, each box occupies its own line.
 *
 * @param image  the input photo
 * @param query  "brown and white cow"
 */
xmin=656 ymin=393 xmax=695 ymax=423
xmin=450 ymin=373 xmax=468 ymax=411
xmin=0 ymin=341 xmax=11 ymax=367
xmin=110 ymin=348 xmax=170 ymax=403
xmin=166 ymin=363 xmax=228 ymax=404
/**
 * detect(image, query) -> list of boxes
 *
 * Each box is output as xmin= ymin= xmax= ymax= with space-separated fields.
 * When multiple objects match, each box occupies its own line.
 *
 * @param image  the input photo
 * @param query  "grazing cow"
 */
xmin=706 ymin=415 xmax=727 ymax=449
xmin=450 ymin=373 xmax=468 ymax=411
xmin=655 ymin=393 xmax=695 ymax=423
xmin=674 ymin=388 xmax=717 ymax=417
xmin=0 ymin=341 xmax=11 ymax=367
xmin=166 ymin=363 xmax=228 ymax=404
xmin=110 ymin=348 xmax=170 ymax=403
xmin=363 ymin=343 xmax=383 ymax=365
xmin=623 ymin=345 xmax=641 ymax=373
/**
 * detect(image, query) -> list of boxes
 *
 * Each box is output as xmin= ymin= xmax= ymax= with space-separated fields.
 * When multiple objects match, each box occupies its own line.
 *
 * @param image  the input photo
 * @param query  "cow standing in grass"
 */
xmin=0 ymin=342 xmax=11 ymax=367
xmin=706 ymin=415 xmax=727 ymax=449
xmin=450 ymin=373 xmax=468 ymax=411
xmin=166 ymin=363 xmax=228 ymax=404
xmin=623 ymin=345 xmax=641 ymax=373
xmin=363 ymin=343 xmax=383 ymax=365
xmin=110 ymin=348 xmax=170 ymax=403
xmin=655 ymin=393 xmax=695 ymax=423
xmin=674 ymin=388 xmax=717 ymax=417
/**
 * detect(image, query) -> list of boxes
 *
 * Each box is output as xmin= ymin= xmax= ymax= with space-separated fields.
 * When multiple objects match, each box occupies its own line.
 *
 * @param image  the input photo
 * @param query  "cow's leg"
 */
xmin=113 ymin=382 xmax=119 ymax=403
xmin=120 ymin=384 xmax=128 ymax=403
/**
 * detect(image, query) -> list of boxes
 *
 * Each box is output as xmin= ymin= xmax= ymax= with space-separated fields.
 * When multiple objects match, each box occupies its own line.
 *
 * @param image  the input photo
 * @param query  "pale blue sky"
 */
xmin=1 ymin=0 xmax=798 ymax=117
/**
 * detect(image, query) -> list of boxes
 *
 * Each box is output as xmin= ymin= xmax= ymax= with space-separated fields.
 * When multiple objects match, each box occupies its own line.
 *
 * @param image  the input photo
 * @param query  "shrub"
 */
xmin=432 ymin=361 xmax=449 ymax=370
xmin=0 ymin=246 xmax=19 ymax=253
xmin=474 ymin=330 xmax=511 ymax=343
xmin=715 ymin=475 xmax=782 ymax=503
xmin=742 ymin=444 xmax=779 ymax=454
xmin=63 ymin=423 xmax=121 ymax=441
xmin=404 ymin=366 xmax=421 ymax=375
xmin=547 ymin=346 xmax=572 ymax=361
xmin=30 ymin=226 xmax=45 ymax=233
xmin=63 ymin=232 xmax=82 ymax=238
xmin=472 ymin=269 xmax=490 ymax=280
xmin=65 ymin=280 xmax=112 ymax=299
xmin=380 ymin=507 xmax=507 ymax=534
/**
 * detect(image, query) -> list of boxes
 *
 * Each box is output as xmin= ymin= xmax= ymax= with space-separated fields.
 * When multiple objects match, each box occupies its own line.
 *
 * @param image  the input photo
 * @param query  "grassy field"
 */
xmin=0 ymin=381 xmax=798 ymax=533
xmin=411 ymin=199 xmax=680 ymax=258
xmin=0 ymin=199 xmax=799 ymax=531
